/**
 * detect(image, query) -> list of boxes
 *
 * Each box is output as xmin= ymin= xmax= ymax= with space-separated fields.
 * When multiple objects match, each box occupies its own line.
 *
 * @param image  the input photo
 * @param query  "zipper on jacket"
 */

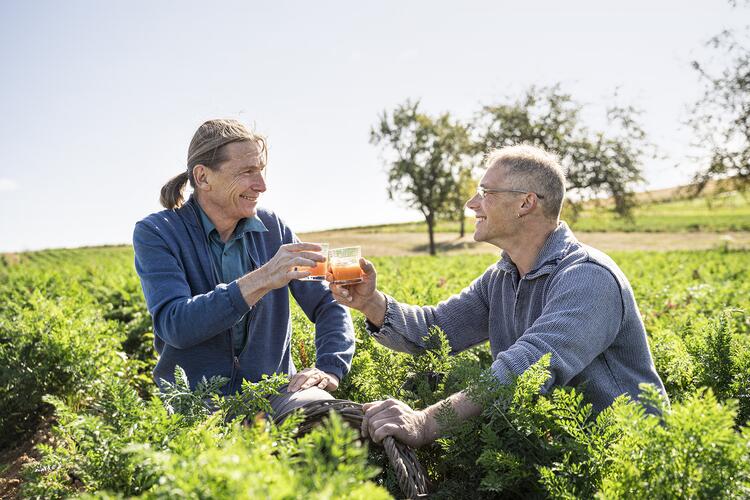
xmin=237 ymin=235 xmax=261 ymax=359
xmin=188 ymin=200 xmax=247 ymax=392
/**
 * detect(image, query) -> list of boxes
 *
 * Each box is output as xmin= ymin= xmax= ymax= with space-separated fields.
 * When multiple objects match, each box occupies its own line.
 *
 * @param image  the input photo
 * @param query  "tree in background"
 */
xmin=689 ymin=1 xmax=749 ymax=193
xmin=474 ymin=86 xmax=652 ymax=218
xmin=438 ymin=126 xmax=478 ymax=239
xmin=371 ymin=101 xmax=470 ymax=255
xmin=443 ymin=166 xmax=478 ymax=238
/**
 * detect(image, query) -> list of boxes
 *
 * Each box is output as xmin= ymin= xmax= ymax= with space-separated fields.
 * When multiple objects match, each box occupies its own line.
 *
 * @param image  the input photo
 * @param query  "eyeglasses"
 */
xmin=476 ymin=186 xmax=545 ymax=199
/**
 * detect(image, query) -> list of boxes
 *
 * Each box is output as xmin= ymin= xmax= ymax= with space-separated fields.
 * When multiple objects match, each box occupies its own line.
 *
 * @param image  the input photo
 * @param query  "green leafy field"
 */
xmin=348 ymin=191 xmax=750 ymax=233
xmin=569 ymin=191 xmax=750 ymax=232
xmin=2 ymin=246 xmax=750 ymax=498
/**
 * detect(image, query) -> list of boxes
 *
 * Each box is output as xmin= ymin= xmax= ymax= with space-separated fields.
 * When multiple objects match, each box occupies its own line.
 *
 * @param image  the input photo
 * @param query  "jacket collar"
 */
xmin=177 ymin=196 xmax=269 ymax=281
xmin=177 ymin=196 xmax=203 ymax=228
xmin=498 ymin=221 xmax=578 ymax=278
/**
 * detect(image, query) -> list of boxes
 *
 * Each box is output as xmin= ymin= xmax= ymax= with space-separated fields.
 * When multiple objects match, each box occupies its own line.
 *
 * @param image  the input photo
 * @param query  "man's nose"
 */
xmin=253 ymin=174 xmax=267 ymax=192
xmin=465 ymin=193 xmax=479 ymax=210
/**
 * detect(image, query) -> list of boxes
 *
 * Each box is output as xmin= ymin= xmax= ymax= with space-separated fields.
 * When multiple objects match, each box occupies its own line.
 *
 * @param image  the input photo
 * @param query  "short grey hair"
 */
xmin=485 ymin=144 xmax=566 ymax=219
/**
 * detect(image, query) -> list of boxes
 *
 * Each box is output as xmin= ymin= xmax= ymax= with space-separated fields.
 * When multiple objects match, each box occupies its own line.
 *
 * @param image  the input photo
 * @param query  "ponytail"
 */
xmin=160 ymin=119 xmax=266 ymax=210
xmin=160 ymin=171 xmax=189 ymax=209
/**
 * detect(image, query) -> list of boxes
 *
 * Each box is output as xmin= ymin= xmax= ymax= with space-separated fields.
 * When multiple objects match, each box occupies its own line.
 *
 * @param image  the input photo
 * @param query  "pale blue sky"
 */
xmin=0 ymin=0 xmax=742 ymax=252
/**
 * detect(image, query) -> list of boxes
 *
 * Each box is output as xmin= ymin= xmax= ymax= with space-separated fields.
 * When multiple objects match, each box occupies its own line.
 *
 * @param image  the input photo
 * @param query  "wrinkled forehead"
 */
xmin=222 ymin=140 xmax=266 ymax=167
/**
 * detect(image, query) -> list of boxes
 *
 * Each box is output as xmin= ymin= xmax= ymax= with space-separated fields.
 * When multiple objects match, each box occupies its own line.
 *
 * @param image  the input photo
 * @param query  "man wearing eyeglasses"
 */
xmin=330 ymin=144 xmax=667 ymax=448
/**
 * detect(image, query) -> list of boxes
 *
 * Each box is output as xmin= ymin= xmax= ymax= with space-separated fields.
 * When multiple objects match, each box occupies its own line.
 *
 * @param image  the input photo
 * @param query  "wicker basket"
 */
xmin=274 ymin=399 xmax=429 ymax=499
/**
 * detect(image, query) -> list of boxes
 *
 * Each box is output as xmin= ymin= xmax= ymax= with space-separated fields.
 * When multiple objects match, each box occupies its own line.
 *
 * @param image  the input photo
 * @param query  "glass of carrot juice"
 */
xmin=296 ymin=243 xmax=329 ymax=281
xmin=329 ymin=246 xmax=364 ymax=285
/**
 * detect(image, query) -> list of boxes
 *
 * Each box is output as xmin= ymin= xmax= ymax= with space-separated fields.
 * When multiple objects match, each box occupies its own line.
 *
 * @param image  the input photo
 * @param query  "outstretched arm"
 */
xmin=361 ymin=391 xmax=482 ymax=448
xmin=134 ymin=221 xmax=328 ymax=349
xmin=361 ymin=262 xmax=626 ymax=447
xmin=330 ymin=259 xmax=494 ymax=355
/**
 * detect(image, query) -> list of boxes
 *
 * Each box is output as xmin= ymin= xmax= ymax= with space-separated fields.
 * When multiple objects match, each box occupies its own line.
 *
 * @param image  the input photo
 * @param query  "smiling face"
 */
xmin=465 ymin=164 xmax=523 ymax=248
xmin=198 ymin=140 xmax=267 ymax=224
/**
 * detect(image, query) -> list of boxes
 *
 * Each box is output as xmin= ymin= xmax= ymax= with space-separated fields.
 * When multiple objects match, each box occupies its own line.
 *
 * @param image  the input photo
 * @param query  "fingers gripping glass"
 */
xmin=296 ymin=243 xmax=329 ymax=281
xmin=329 ymin=246 xmax=364 ymax=285
xmin=477 ymin=187 xmax=545 ymax=199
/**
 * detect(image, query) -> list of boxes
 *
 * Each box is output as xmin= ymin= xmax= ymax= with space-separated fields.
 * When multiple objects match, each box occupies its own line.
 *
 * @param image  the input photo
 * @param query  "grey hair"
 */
xmin=485 ymin=144 xmax=566 ymax=219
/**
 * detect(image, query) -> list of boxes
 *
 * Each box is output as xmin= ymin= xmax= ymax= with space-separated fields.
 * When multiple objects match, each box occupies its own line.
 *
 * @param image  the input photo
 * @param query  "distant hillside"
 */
xmin=581 ymin=178 xmax=737 ymax=207
xmin=567 ymin=179 xmax=749 ymax=232
xmin=310 ymin=181 xmax=750 ymax=235
xmin=297 ymin=181 xmax=750 ymax=255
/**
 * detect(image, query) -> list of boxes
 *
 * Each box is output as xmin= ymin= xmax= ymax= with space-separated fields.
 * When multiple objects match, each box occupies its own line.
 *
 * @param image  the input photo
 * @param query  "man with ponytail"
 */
xmin=133 ymin=119 xmax=354 ymax=415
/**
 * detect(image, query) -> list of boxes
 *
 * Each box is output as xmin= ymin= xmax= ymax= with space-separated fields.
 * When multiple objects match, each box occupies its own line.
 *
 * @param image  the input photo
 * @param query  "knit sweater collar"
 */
xmin=498 ymin=221 xmax=578 ymax=277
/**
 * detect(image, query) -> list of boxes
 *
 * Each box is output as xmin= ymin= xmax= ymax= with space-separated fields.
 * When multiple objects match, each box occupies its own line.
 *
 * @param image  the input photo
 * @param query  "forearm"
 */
xmin=360 ymin=290 xmax=388 ymax=327
xmin=154 ymin=281 xmax=251 ymax=349
xmin=422 ymin=391 xmax=483 ymax=442
xmin=237 ymin=267 xmax=273 ymax=306
xmin=289 ymin=278 xmax=357 ymax=379
xmin=314 ymin=306 xmax=356 ymax=380
xmin=154 ymin=270 xmax=272 ymax=348
xmin=367 ymin=275 xmax=491 ymax=356
xmin=365 ymin=294 xmax=439 ymax=355
xmin=366 ymin=289 xmax=490 ymax=357
xmin=362 ymin=390 xmax=483 ymax=448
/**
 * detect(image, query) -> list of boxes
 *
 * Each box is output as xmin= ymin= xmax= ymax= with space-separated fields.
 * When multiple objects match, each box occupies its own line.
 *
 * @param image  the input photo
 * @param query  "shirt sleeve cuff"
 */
xmin=316 ymin=363 xmax=346 ymax=381
xmin=490 ymin=358 xmax=514 ymax=386
xmin=364 ymin=294 xmax=395 ymax=336
xmin=227 ymin=279 xmax=253 ymax=315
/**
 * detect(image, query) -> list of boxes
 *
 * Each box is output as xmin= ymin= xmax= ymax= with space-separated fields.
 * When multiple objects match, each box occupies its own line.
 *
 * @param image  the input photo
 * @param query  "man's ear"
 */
xmin=519 ymin=193 xmax=537 ymax=216
xmin=192 ymin=165 xmax=211 ymax=192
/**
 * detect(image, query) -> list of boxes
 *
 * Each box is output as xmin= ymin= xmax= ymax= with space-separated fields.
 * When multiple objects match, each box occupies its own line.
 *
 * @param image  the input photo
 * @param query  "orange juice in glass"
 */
xmin=297 ymin=243 xmax=329 ymax=281
xmin=329 ymin=246 xmax=364 ymax=285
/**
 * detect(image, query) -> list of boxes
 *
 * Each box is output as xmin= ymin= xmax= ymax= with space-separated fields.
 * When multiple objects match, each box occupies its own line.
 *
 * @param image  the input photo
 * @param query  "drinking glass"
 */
xmin=329 ymin=246 xmax=364 ymax=285
xmin=296 ymin=243 xmax=329 ymax=281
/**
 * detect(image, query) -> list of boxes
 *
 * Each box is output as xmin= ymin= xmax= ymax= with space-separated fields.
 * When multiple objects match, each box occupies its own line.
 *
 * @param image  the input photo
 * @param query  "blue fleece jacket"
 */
xmin=132 ymin=197 xmax=355 ymax=394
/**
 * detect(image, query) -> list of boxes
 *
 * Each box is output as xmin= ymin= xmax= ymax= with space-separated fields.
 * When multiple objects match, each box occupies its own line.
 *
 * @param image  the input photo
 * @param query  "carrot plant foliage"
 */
xmin=1 ymin=246 xmax=749 ymax=498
